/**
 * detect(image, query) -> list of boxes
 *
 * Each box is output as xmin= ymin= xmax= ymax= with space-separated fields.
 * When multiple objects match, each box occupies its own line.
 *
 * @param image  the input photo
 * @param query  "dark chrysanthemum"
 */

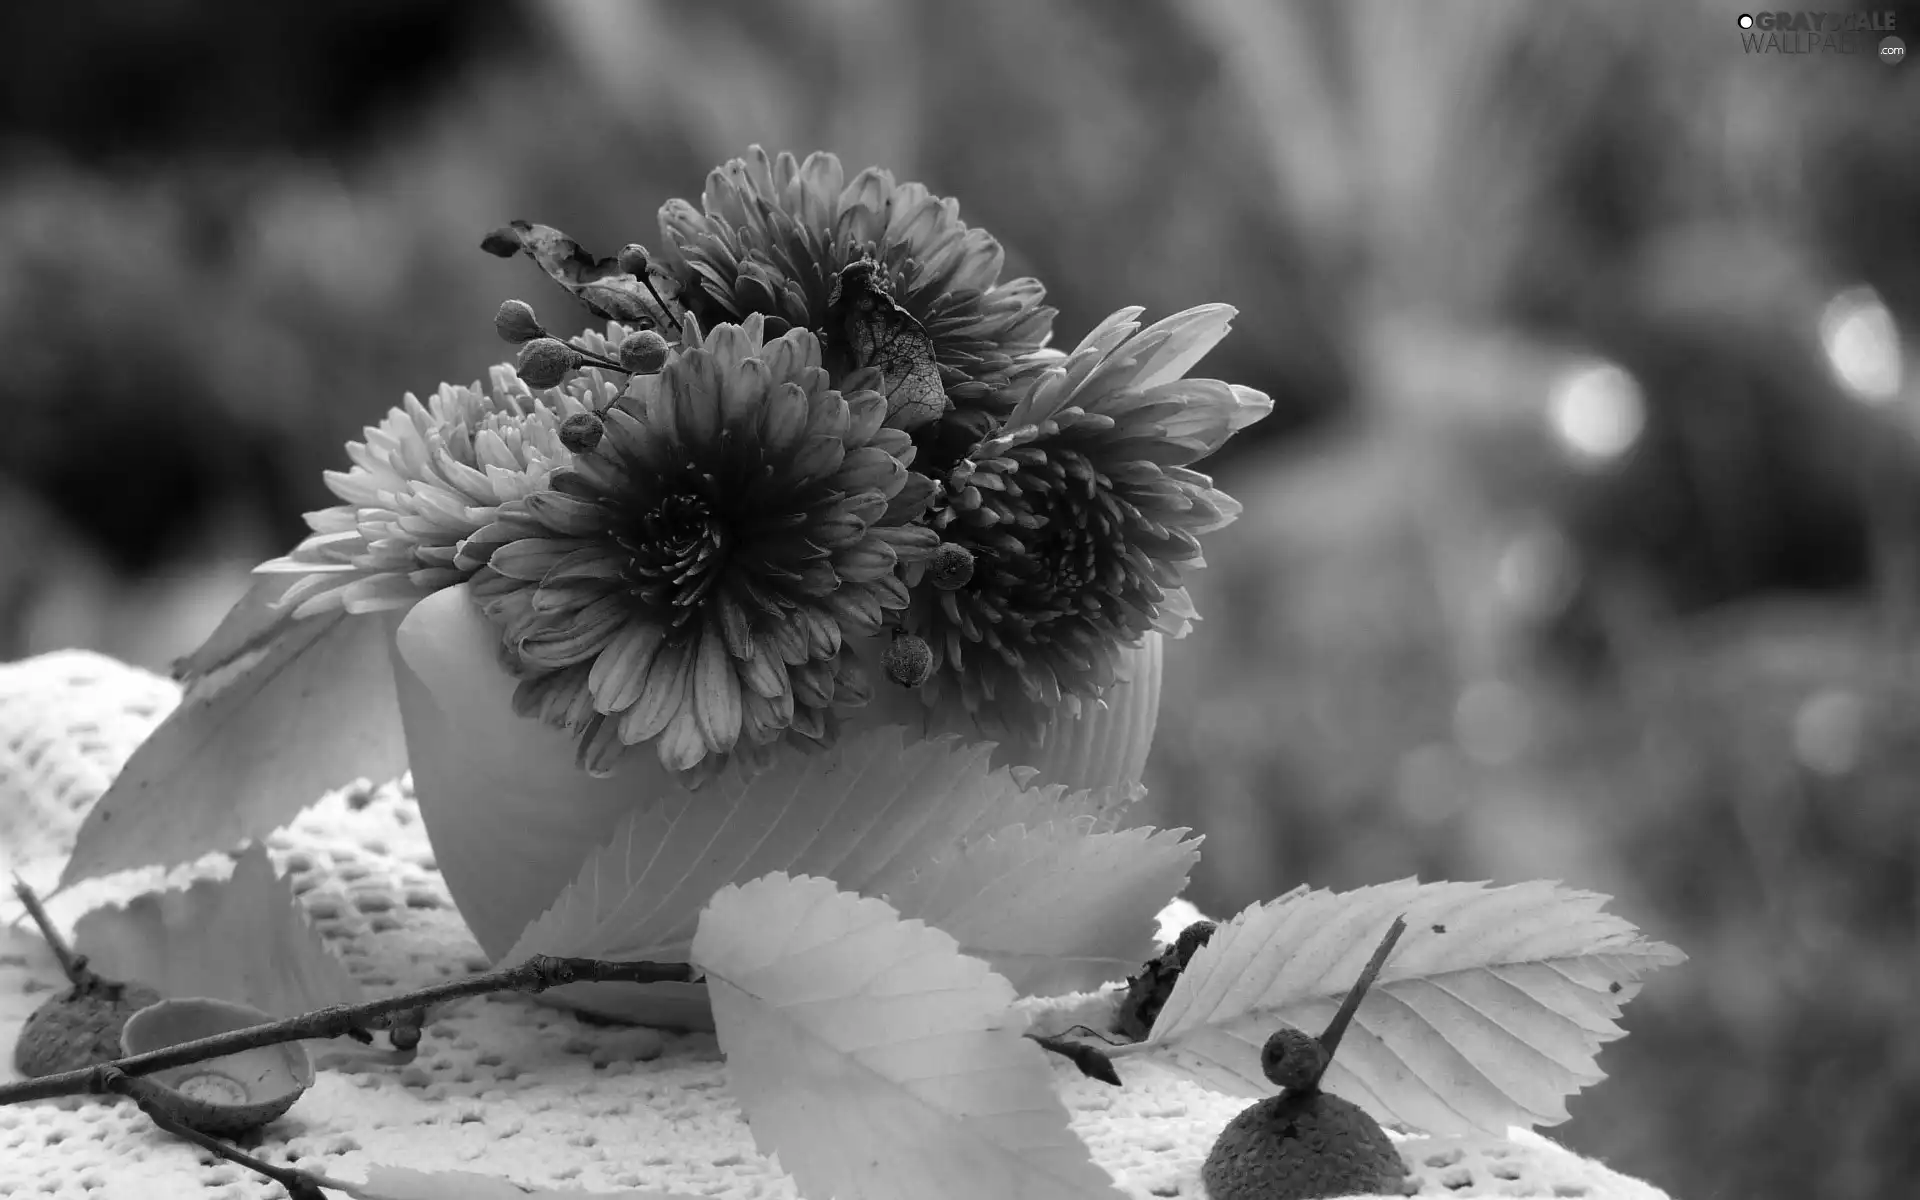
xmin=906 ymin=305 xmax=1272 ymax=739
xmin=657 ymin=146 xmax=1057 ymax=425
xmin=257 ymin=328 xmax=629 ymax=618
xmin=461 ymin=315 xmax=939 ymax=776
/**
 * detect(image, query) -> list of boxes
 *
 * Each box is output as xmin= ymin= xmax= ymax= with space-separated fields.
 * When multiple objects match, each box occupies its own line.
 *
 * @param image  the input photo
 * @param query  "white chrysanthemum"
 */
xmin=259 ymin=328 xmax=630 ymax=620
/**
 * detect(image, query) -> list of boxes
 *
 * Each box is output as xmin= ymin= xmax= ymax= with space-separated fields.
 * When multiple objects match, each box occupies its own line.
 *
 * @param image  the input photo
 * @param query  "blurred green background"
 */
xmin=3 ymin=1 xmax=1917 ymax=1195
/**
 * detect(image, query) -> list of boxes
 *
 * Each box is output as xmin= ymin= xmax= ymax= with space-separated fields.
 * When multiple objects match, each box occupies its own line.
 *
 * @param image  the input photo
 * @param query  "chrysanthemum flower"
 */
xmin=461 ymin=314 xmax=939 ymax=776
xmin=656 ymin=146 xmax=1057 ymax=429
xmin=905 ymin=305 xmax=1272 ymax=740
xmin=257 ymin=328 xmax=631 ymax=618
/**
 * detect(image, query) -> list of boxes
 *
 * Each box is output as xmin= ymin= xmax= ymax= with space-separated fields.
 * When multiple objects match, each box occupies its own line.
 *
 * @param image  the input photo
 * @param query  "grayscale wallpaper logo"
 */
xmin=1735 ymin=10 xmax=1907 ymax=61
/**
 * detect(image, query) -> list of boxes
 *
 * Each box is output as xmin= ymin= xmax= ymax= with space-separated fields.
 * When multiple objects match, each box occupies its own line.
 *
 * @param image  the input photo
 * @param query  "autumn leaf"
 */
xmin=692 ymin=873 xmax=1126 ymax=1200
xmin=482 ymin=220 xmax=684 ymax=330
xmin=826 ymin=258 xmax=947 ymax=431
xmin=883 ymin=819 xmax=1200 ymax=994
xmin=59 ymin=596 xmax=406 ymax=888
xmin=71 ymin=843 xmax=361 ymax=1019
xmin=1114 ymin=878 xmax=1685 ymax=1136
xmin=501 ymin=726 xmax=1139 ymax=981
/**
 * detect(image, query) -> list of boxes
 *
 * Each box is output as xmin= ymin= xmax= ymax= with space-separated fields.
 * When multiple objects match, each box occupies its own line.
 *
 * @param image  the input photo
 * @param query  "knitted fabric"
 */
xmin=0 ymin=649 xmax=1672 ymax=1200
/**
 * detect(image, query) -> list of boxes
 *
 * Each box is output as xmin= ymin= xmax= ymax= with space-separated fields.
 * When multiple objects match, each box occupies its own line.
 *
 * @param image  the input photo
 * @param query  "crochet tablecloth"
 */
xmin=0 ymin=649 xmax=1671 ymax=1200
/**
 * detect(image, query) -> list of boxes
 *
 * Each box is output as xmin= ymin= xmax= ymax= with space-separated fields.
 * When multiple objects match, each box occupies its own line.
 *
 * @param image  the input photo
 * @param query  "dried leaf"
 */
xmin=1121 ymin=878 xmax=1686 ymax=1136
xmin=828 ymin=259 xmax=948 ymax=431
xmin=884 ymin=820 xmax=1201 ymax=995
xmin=349 ymin=1166 xmax=700 ymax=1200
xmin=71 ymin=843 xmax=361 ymax=1019
xmin=502 ymin=726 xmax=1133 ymax=976
xmin=59 ymin=607 xmax=407 ymax=888
xmin=692 ymin=873 xmax=1126 ymax=1200
xmin=482 ymin=220 xmax=684 ymax=329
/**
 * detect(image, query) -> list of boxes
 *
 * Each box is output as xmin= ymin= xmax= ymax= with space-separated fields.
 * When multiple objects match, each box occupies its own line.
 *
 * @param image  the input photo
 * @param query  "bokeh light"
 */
xmin=1547 ymin=362 xmax=1646 ymax=467
xmin=1819 ymin=285 xmax=1903 ymax=404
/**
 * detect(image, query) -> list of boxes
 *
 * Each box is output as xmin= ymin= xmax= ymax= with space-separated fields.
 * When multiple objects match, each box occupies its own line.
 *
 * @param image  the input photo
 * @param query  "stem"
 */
xmin=103 ymin=1069 xmax=330 ymax=1199
xmin=567 ymin=342 xmax=629 ymax=374
xmin=1314 ymin=914 xmax=1408 ymax=1066
xmin=0 ymin=955 xmax=697 ymax=1106
xmin=639 ymin=277 xmax=678 ymax=332
xmin=10 ymin=876 xmax=87 ymax=985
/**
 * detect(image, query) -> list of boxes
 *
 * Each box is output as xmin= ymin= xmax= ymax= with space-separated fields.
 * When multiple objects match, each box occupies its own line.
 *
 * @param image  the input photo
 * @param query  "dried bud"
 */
xmin=494 ymin=299 xmax=545 ymax=344
xmin=617 ymin=244 xmax=653 ymax=276
xmin=882 ymin=632 xmax=933 ymax=688
xmin=559 ymin=412 xmax=605 ymax=454
xmin=618 ymin=329 xmax=672 ymax=374
xmin=519 ymin=338 xmax=582 ymax=389
xmin=928 ymin=542 xmax=976 ymax=590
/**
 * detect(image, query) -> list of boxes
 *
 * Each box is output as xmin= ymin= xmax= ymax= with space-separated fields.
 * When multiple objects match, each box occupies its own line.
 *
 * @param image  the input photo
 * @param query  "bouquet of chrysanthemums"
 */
xmin=48 ymin=148 xmax=1680 ymax=1199
xmin=65 ymin=148 xmax=1268 ymax=1007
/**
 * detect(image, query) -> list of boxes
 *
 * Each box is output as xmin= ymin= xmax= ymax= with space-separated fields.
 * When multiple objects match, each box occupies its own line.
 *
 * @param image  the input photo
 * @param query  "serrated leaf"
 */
xmin=350 ymin=1165 xmax=701 ymax=1200
xmin=70 ymin=843 xmax=362 ymax=1018
xmin=1122 ymin=878 xmax=1685 ymax=1136
xmin=692 ymin=873 xmax=1126 ymax=1200
xmin=502 ymin=726 xmax=1133 ymax=975
xmin=59 ymin=605 xmax=408 ymax=887
xmin=885 ymin=820 xmax=1200 ymax=995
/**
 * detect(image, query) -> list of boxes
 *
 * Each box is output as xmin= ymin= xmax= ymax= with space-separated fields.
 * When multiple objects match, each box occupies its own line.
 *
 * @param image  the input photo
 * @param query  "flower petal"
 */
xmin=620 ymin=638 xmax=693 ymax=743
xmin=588 ymin=621 xmax=666 ymax=713
xmin=656 ymin=709 xmax=709 ymax=771
xmin=692 ymin=624 xmax=744 ymax=750
xmin=1124 ymin=304 xmax=1237 ymax=391
xmin=671 ymin=347 xmax=724 ymax=449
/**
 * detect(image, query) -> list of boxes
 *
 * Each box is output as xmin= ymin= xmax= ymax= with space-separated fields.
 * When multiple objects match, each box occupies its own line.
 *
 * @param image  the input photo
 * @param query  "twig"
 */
xmin=1316 ymin=914 xmax=1407 ymax=1063
xmin=10 ymin=875 xmax=87 ymax=985
xmin=0 ymin=954 xmax=697 ymax=1106
xmin=100 ymin=1067 xmax=330 ymax=1199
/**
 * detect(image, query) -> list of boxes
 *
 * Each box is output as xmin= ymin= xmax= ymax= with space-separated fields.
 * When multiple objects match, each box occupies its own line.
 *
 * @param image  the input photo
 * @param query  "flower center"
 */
xmin=946 ymin=447 xmax=1135 ymax=647
xmin=1009 ymin=488 xmax=1111 ymax=626
xmin=616 ymin=489 xmax=731 ymax=629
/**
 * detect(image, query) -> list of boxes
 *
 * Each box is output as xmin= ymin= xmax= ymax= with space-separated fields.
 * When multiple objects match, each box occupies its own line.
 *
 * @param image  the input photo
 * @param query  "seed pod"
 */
xmin=13 ymin=978 xmax=164 ymax=1079
xmin=559 ymin=412 xmax=605 ymax=454
xmin=519 ymin=338 xmax=583 ymax=388
xmin=618 ymin=329 xmax=672 ymax=375
xmin=882 ymin=632 xmax=933 ymax=688
xmin=1202 ymin=1090 xmax=1407 ymax=1200
xmin=494 ymin=299 xmax=545 ymax=344
xmin=928 ymin=542 xmax=976 ymax=590
xmin=1202 ymin=916 xmax=1412 ymax=1200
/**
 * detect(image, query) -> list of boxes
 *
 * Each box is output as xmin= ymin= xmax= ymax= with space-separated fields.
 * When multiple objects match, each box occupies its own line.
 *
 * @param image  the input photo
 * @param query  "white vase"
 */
xmin=390 ymin=584 xmax=1163 ymax=1029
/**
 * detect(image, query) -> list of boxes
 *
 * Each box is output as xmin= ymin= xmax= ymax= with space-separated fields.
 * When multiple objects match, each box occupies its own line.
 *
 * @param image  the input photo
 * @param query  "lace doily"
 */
xmin=0 ymin=649 xmax=1670 ymax=1199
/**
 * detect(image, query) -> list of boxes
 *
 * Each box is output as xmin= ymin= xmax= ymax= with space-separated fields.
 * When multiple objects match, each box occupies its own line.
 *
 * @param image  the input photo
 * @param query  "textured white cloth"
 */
xmin=0 ymin=650 xmax=1671 ymax=1199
